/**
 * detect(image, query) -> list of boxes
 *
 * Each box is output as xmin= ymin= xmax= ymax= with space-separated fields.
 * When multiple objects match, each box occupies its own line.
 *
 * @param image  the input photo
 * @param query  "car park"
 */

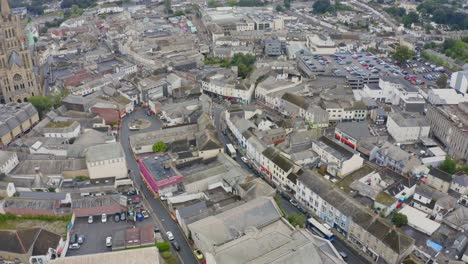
xmin=171 ymin=241 xmax=180 ymax=251
xmin=87 ymin=216 xmax=93 ymax=224
xmin=193 ymin=249 xmax=204 ymax=260
xmin=166 ymin=231 xmax=174 ymax=241
xmin=106 ymin=236 xmax=112 ymax=247
xmin=101 ymin=214 xmax=107 ymax=223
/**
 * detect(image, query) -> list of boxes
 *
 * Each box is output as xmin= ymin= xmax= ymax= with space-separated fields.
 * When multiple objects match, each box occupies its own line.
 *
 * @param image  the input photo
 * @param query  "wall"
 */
xmin=339 ymin=154 xmax=364 ymax=177
xmin=87 ymin=158 xmax=127 ymax=179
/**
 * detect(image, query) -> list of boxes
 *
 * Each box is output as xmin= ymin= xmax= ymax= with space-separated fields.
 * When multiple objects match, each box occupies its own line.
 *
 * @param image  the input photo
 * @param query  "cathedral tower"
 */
xmin=0 ymin=0 xmax=41 ymax=103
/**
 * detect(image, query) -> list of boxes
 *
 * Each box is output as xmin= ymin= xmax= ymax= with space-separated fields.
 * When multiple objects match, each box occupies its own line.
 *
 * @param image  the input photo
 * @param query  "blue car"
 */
xmin=136 ymin=212 xmax=144 ymax=221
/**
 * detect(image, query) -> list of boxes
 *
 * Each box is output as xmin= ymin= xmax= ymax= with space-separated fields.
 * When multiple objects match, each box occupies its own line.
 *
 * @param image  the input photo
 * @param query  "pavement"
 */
xmin=119 ymin=108 xmax=198 ymax=264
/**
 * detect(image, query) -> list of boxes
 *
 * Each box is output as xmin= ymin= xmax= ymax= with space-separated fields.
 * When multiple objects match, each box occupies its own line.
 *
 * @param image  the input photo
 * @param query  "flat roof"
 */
xmin=399 ymin=205 xmax=440 ymax=236
xmin=140 ymin=154 xmax=176 ymax=181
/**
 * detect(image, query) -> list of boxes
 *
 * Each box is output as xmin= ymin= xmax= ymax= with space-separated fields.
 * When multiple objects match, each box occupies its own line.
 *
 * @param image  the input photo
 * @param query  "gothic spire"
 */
xmin=1 ymin=0 xmax=11 ymax=15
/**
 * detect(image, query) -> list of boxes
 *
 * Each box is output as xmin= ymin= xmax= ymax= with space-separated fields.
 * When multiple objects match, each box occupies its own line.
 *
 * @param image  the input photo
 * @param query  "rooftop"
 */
xmin=85 ymin=142 xmax=124 ymax=163
xmin=50 ymin=247 xmax=160 ymax=264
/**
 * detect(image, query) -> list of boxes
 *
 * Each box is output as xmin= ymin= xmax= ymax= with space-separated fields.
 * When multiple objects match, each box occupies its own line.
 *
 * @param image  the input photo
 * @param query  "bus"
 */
xmin=225 ymin=144 xmax=237 ymax=159
xmin=306 ymin=217 xmax=335 ymax=241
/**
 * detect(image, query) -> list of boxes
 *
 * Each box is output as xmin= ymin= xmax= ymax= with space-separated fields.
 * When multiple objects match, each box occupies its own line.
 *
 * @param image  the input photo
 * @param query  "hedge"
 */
xmin=156 ymin=242 xmax=171 ymax=252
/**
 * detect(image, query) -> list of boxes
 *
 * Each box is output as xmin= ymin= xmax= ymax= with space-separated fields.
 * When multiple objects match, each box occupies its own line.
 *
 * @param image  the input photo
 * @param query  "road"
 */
xmin=212 ymin=103 xmax=252 ymax=172
xmin=276 ymin=195 xmax=370 ymax=264
xmin=119 ymin=108 xmax=198 ymax=264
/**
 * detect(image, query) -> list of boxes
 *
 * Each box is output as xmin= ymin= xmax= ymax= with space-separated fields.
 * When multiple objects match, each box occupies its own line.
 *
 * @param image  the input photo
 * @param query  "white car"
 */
xmin=69 ymin=243 xmax=80 ymax=249
xmin=101 ymin=214 xmax=107 ymax=223
xmin=106 ymin=236 xmax=112 ymax=247
xmin=88 ymin=216 xmax=93 ymax=224
xmin=166 ymin=231 xmax=174 ymax=241
xmin=241 ymin=157 xmax=248 ymax=163
xmin=141 ymin=210 xmax=149 ymax=219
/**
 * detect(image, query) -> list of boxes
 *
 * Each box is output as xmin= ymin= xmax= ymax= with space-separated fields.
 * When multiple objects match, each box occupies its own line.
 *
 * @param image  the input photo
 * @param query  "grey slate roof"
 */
xmin=452 ymin=173 xmax=468 ymax=187
xmin=0 ymin=150 xmax=16 ymax=165
xmin=85 ymin=142 xmax=124 ymax=162
xmin=429 ymin=168 xmax=452 ymax=182
xmin=336 ymin=122 xmax=371 ymax=140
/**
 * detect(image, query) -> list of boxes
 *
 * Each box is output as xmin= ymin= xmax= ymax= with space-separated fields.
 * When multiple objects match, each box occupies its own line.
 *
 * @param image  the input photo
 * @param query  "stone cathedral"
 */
xmin=0 ymin=0 xmax=41 ymax=103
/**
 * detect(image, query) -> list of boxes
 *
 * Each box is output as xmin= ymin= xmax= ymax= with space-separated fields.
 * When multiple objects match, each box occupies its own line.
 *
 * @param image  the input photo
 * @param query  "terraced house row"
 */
xmin=0 ymin=102 xmax=39 ymax=147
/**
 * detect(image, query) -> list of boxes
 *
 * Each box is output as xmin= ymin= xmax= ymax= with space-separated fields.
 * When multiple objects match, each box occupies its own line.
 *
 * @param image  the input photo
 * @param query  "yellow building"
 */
xmin=0 ymin=102 xmax=39 ymax=146
xmin=0 ymin=0 xmax=41 ymax=103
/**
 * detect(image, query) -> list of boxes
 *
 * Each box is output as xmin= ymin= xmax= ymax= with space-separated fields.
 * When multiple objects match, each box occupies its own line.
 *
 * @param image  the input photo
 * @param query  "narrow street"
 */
xmin=276 ymin=195 xmax=370 ymax=264
xmin=119 ymin=109 xmax=198 ymax=264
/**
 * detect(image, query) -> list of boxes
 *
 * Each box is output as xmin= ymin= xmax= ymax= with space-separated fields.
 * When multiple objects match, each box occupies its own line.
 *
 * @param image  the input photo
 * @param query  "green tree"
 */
xmin=156 ymin=242 xmax=171 ymax=252
xmin=439 ymin=155 xmax=456 ymax=174
xmin=152 ymin=141 xmax=168 ymax=153
xmin=392 ymin=212 xmax=408 ymax=227
xmin=227 ymin=0 xmax=237 ymax=7
xmin=29 ymin=96 xmax=54 ymax=117
xmin=276 ymin=4 xmax=284 ymax=12
xmin=403 ymin=11 xmax=419 ymax=28
xmin=284 ymin=0 xmax=290 ymax=9
xmin=207 ymin=0 xmax=221 ymax=8
xmin=173 ymin=10 xmax=184 ymax=16
xmin=286 ymin=213 xmax=306 ymax=228
xmin=436 ymin=74 xmax=448 ymax=88
xmin=392 ymin=45 xmax=415 ymax=65
xmin=312 ymin=0 xmax=334 ymax=14
xmin=164 ymin=0 xmax=172 ymax=14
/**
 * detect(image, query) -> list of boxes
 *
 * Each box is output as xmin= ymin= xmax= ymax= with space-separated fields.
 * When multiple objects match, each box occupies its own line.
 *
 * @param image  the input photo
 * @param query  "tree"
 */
xmin=29 ymin=96 xmax=54 ymax=117
xmin=276 ymin=4 xmax=285 ymax=12
xmin=313 ymin=0 xmax=334 ymax=14
xmin=439 ymin=155 xmax=456 ymax=174
xmin=392 ymin=212 xmax=408 ymax=227
xmin=286 ymin=213 xmax=306 ymax=228
xmin=227 ymin=0 xmax=237 ymax=7
xmin=403 ymin=11 xmax=419 ymax=28
xmin=392 ymin=45 xmax=415 ymax=65
xmin=436 ymin=74 xmax=448 ymax=88
xmin=164 ymin=0 xmax=172 ymax=14
xmin=284 ymin=0 xmax=290 ymax=9
xmin=152 ymin=141 xmax=168 ymax=153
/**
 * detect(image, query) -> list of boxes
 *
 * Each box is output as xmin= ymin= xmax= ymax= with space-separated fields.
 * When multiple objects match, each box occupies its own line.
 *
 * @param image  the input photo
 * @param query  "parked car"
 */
xmin=141 ymin=210 xmax=149 ymax=219
xmin=171 ymin=241 xmax=180 ymax=251
xmin=69 ymin=243 xmax=80 ymax=249
xmin=106 ymin=236 xmax=112 ymax=247
xmin=127 ymin=190 xmax=137 ymax=196
xmin=70 ymin=233 xmax=78 ymax=244
xmin=193 ymin=249 xmax=204 ymax=260
xmin=166 ymin=231 xmax=174 ymax=241
xmin=339 ymin=251 xmax=348 ymax=261
xmin=114 ymin=214 xmax=120 ymax=222
xmin=101 ymin=214 xmax=107 ymax=223
xmin=154 ymin=225 xmax=160 ymax=233
xmin=120 ymin=212 xmax=126 ymax=221
xmin=241 ymin=157 xmax=248 ymax=163
xmin=136 ymin=212 xmax=144 ymax=221
xmin=289 ymin=199 xmax=298 ymax=207
xmin=78 ymin=235 xmax=85 ymax=244
xmin=87 ymin=216 xmax=93 ymax=224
